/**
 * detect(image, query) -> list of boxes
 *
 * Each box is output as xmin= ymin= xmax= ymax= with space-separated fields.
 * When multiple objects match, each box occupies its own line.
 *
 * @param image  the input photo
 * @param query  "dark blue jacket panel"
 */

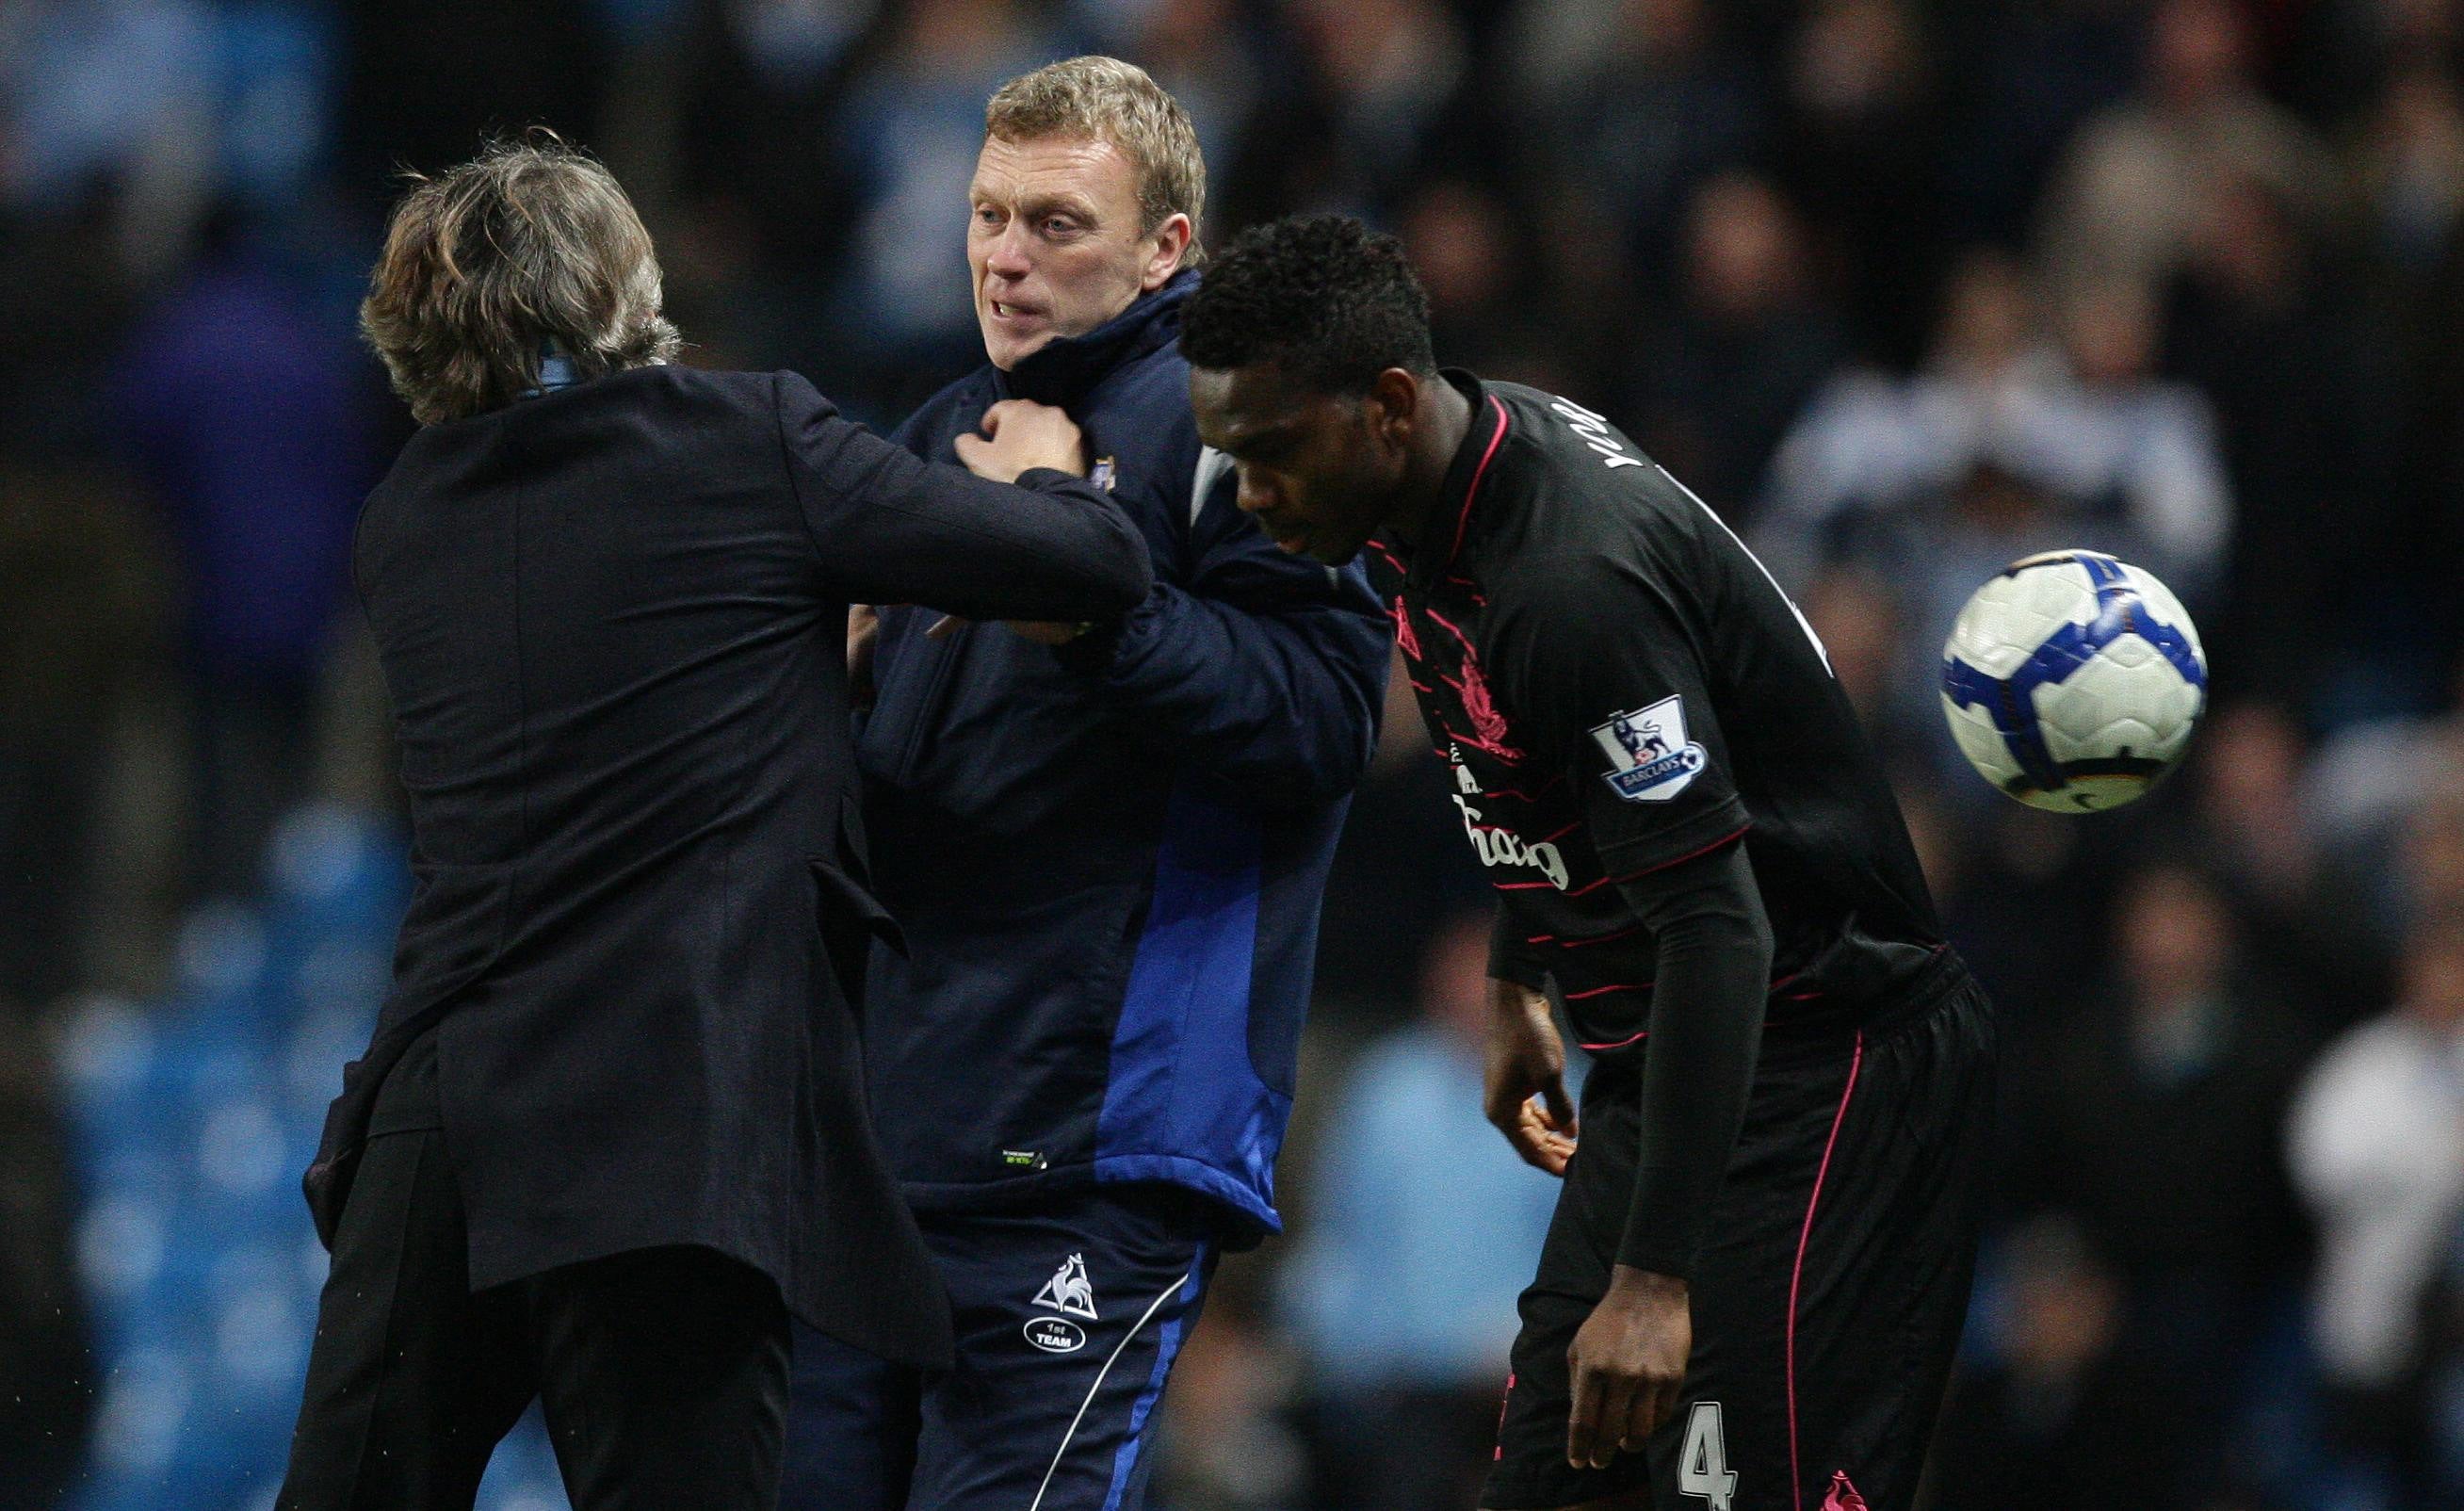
xmin=856 ymin=275 xmax=1390 ymax=1233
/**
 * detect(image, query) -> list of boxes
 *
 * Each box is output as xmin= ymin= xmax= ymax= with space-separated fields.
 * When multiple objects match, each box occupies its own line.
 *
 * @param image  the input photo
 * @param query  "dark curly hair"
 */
xmin=1180 ymin=215 xmax=1435 ymax=395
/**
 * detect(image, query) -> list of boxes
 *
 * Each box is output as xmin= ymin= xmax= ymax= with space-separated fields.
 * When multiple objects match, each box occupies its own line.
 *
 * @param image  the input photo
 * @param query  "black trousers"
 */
xmin=1485 ymin=974 xmax=1994 ymax=1511
xmin=278 ymin=1060 xmax=790 ymax=1510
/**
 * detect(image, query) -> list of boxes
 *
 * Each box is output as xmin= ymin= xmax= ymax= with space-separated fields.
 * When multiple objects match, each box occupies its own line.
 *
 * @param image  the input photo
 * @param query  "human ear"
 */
xmin=1368 ymin=367 xmax=1420 ymax=454
xmin=1142 ymin=214 xmax=1194 ymax=290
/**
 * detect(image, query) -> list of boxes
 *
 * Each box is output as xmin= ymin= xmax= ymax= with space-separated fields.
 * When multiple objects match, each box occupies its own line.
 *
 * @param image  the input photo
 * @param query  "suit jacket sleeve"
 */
xmin=1050 ymin=461 xmax=1391 ymax=808
xmin=774 ymin=371 xmax=1151 ymax=621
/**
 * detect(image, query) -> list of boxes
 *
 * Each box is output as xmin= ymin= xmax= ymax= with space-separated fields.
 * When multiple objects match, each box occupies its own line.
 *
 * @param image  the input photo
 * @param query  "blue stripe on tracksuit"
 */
xmin=1098 ymin=1243 xmax=1211 ymax=1511
xmin=1094 ymin=783 xmax=1278 ymax=1225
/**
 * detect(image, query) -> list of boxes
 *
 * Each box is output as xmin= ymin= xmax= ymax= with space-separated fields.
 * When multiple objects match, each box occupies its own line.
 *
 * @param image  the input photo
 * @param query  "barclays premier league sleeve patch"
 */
xmin=1591 ymin=695 xmax=1709 ymax=802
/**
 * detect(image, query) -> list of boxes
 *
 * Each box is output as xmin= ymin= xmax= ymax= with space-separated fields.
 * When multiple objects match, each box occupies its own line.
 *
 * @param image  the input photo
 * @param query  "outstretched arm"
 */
xmin=779 ymin=375 xmax=1151 ymax=623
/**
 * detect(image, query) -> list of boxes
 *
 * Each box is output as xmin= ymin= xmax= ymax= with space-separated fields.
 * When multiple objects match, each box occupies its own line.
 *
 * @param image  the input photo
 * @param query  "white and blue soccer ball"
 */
xmin=1939 ymin=550 xmax=2208 ymax=812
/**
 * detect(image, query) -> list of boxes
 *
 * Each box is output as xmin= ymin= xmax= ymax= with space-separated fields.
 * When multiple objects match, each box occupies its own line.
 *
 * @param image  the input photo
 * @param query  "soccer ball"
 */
xmin=1939 ymin=550 xmax=2208 ymax=812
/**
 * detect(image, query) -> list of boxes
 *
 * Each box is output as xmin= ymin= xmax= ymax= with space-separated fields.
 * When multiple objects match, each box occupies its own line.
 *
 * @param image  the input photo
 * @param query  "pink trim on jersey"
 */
xmin=1564 ymin=981 xmax=1653 ymax=1001
xmin=1466 ymin=772 xmax=1565 ymax=804
xmin=1390 ymin=600 xmax=1423 ymax=661
xmin=1498 ymin=874 xmax=1605 ymax=893
xmin=1528 ymin=919 xmax=1652 ymax=950
xmin=1578 ymin=1029 xmax=1649 ymax=1051
xmin=1789 ymin=1034 xmax=1866 ymax=1511
xmin=1420 ymin=605 xmax=1479 ymax=651
xmin=1442 ymin=395 xmax=1511 ymax=572
xmin=1565 ymin=965 xmax=1811 ymax=1048
xmin=1501 ymin=825 xmax=1756 ymax=893
xmin=1613 ymin=824 xmax=1752 ymax=880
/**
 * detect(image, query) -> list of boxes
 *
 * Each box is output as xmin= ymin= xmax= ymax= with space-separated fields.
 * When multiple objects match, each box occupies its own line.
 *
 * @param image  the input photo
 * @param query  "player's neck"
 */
xmin=1382 ymin=374 xmax=1475 ymax=550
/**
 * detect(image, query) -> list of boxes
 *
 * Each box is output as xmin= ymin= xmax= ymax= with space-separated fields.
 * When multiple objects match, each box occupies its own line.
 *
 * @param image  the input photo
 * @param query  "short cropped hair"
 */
xmin=1180 ymin=215 xmax=1436 ymax=395
xmin=986 ymin=56 xmax=1205 ymax=253
xmin=360 ymin=135 xmax=680 ymax=425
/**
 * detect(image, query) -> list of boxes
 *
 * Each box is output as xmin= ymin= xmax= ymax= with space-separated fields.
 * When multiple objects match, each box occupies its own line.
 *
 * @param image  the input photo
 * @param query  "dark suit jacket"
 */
xmin=306 ymin=365 xmax=1150 ymax=1369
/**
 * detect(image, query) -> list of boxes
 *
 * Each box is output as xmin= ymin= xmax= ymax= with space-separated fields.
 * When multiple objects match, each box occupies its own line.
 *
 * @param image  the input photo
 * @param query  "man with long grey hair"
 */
xmin=278 ymin=136 xmax=1151 ymax=1511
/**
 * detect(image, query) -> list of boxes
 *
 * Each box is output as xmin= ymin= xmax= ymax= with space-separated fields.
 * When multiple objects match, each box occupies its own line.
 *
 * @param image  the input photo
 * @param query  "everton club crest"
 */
xmin=1591 ymin=695 xmax=1708 ymax=803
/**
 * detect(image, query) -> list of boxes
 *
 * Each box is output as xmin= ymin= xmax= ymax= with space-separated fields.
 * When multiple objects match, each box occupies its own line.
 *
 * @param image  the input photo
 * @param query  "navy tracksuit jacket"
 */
xmin=854 ymin=272 xmax=1389 ymax=1237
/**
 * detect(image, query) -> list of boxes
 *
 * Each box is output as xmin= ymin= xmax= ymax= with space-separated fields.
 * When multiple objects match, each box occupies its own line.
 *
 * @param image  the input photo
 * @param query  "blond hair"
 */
xmin=360 ymin=135 xmax=680 ymax=425
xmin=985 ymin=56 xmax=1207 ymax=257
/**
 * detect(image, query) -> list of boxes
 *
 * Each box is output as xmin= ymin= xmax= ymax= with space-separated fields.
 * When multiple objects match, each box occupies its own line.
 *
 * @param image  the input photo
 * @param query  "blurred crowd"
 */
xmin=10 ymin=0 xmax=2464 ymax=1506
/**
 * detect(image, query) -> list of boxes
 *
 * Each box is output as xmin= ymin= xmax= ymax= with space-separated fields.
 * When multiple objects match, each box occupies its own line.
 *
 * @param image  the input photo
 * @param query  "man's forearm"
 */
xmin=1053 ymin=581 xmax=1386 ymax=804
xmin=1489 ymin=898 xmax=1550 ymax=990
xmin=1613 ymin=842 xmax=1772 ymax=1278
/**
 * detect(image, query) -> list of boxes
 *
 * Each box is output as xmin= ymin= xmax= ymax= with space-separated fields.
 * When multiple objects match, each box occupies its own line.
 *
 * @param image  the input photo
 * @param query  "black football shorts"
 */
xmin=1483 ymin=969 xmax=1993 ymax=1511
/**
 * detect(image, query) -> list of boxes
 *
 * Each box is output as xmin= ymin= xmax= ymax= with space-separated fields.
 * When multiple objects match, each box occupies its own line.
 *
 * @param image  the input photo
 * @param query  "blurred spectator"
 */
xmin=1630 ymin=171 xmax=1846 ymax=519
xmin=2036 ymin=0 xmax=2340 ymax=302
xmin=1760 ymin=246 xmax=2040 ymax=581
xmin=2193 ymin=703 xmax=2394 ymax=1026
xmin=1279 ymin=913 xmax=1566 ymax=1511
xmin=117 ymin=210 xmax=370 ymax=902
xmin=819 ymin=0 xmax=1062 ymax=414
xmin=2354 ymin=58 xmax=2464 ymax=287
xmin=1147 ymin=1293 xmax=1305 ymax=1511
xmin=1932 ymin=1213 xmax=2151 ymax=1509
xmin=0 ymin=0 xmax=218 ymax=279
xmin=2289 ymin=908 xmax=2464 ymax=1503
xmin=1796 ymin=565 xmax=1912 ymax=743
xmin=2002 ymin=858 xmax=2313 ymax=1499
xmin=1398 ymin=177 xmax=1569 ymax=388
xmin=1775 ymin=0 xmax=1949 ymax=366
xmin=2164 ymin=169 xmax=2388 ymax=710
xmin=1937 ymin=0 xmax=2145 ymax=246
xmin=0 ymin=190 xmax=142 ymax=458
xmin=1513 ymin=0 xmax=1764 ymax=294
xmin=2401 ymin=768 xmax=2464 ymax=932
xmin=337 ymin=0 xmax=612 ymax=195
xmin=2034 ymin=275 xmax=2233 ymax=596
xmin=669 ymin=0 xmax=878 ymax=356
xmin=2302 ymin=686 xmax=2464 ymax=870
xmin=1934 ymin=799 xmax=2129 ymax=1041
xmin=1065 ymin=0 xmax=1262 ymax=186
xmin=1219 ymin=0 xmax=1467 ymax=228
xmin=0 ymin=457 xmax=170 ymax=1010
xmin=0 ymin=1015 xmax=93 ymax=1510
xmin=1763 ymin=252 xmax=2230 ymax=622
xmin=2397 ymin=187 xmax=2464 ymax=689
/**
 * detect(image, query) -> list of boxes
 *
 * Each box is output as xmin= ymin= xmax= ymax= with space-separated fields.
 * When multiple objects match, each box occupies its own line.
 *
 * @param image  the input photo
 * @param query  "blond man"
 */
xmin=783 ymin=58 xmax=1388 ymax=1511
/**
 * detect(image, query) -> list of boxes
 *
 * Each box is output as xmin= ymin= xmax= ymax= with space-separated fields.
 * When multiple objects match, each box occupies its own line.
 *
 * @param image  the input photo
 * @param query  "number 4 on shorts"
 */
xmin=1678 ymin=1401 xmax=1737 ymax=1510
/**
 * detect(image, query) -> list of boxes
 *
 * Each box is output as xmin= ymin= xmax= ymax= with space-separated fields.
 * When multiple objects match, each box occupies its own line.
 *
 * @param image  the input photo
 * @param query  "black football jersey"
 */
xmin=1370 ymin=374 xmax=1946 ymax=1056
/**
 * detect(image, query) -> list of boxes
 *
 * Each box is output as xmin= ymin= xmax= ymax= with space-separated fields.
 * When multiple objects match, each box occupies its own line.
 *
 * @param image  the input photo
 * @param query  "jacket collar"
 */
xmin=994 ymin=269 xmax=1196 ymax=407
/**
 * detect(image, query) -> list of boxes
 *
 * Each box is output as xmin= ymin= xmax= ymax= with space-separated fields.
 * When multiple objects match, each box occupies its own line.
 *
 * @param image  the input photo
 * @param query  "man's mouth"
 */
xmin=990 ymin=299 xmax=1044 ymax=323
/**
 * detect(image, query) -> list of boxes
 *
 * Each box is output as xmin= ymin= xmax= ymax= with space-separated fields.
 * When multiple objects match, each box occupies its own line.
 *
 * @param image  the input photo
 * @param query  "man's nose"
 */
xmin=1235 ymin=469 xmax=1278 ymax=515
xmin=984 ymin=222 xmax=1034 ymax=277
